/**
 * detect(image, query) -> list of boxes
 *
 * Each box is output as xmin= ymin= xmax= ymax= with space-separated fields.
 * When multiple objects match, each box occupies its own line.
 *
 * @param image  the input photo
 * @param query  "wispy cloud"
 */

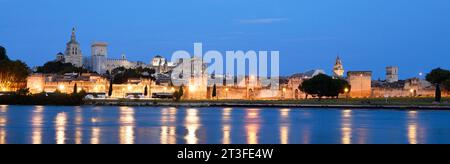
xmin=238 ymin=18 xmax=289 ymax=24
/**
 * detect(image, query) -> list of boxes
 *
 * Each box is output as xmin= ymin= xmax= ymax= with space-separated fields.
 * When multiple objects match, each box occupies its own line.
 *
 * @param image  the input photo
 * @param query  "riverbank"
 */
xmin=84 ymin=98 xmax=450 ymax=110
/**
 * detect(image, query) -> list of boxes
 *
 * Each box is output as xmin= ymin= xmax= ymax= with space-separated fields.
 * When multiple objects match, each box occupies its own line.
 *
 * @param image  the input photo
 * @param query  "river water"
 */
xmin=0 ymin=105 xmax=449 ymax=144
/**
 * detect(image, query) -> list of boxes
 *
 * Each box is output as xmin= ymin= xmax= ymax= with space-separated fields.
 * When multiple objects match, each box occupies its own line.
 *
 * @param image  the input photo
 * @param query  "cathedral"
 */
xmin=62 ymin=28 xmax=83 ymax=67
xmin=333 ymin=56 xmax=345 ymax=77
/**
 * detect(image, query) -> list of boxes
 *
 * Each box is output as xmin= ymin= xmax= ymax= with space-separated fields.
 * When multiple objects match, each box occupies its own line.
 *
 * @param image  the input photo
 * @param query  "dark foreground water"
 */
xmin=0 ymin=105 xmax=450 ymax=144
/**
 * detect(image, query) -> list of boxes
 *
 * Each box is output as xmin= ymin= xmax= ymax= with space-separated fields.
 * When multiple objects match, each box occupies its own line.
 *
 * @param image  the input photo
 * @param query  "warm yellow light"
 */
xmin=282 ymin=88 xmax=287 ymax=92
xmin=410 ymin=89 xmax=415 ymax=93
xmin=171 ymin=87 xmax=175 ymax=92
xmin=1 ymin=87 xmax=7 ymax=92
xmin=58 ymin=85 xmax=65 ymax=90
xmin=344 ymin=88 xmax=349 ymax=93
xmin=164 ymin=87 xmax=167 ymax=91
xmin=225 ymin=88 xmax=229 ymax=92
xmin=189 ymin=85 xmax=196 ymax=92
xmin=128 ymin=86 xmax=133 ymax=91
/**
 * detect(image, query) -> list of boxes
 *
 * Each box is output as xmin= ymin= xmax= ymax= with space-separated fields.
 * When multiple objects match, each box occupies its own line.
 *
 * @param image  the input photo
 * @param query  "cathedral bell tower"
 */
xmin=64 ymin=27 xmax=83 ymax=67
xmin=333 ymin=56 xmax=345 ymax=78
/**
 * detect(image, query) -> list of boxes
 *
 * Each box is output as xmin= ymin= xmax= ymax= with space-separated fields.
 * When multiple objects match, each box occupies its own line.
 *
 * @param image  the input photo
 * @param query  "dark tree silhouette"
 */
xmin=299 ymin=74 xmax=350 ymax=100
xmin=0 ymin=46 xmax=9 ymax=61
xmin=108 ymin=80 xmax=113 ymax=97
xmin=144 ymin=85 xmax=148 ymax=96
xmin=73 ymin=83 xmax=78 ymax=94
xmin=212 ymin=84 xmax=217 ymax=99
xmin=426 ymin=68 xmax=450 ymax=102
xmin=36 ymin=61 xmax=90 ymax=74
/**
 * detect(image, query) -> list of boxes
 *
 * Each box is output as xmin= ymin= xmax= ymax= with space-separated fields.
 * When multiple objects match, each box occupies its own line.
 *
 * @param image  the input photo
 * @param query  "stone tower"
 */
xmin=386 ymin=66 xmax=399 ymax=83
xmin=64 ymin=28 xmax=83 ymax=67
xmin=91 ymin=42 xmax=108 ymax=74
xmin=333 ymin=56 xmax=345 ymax=77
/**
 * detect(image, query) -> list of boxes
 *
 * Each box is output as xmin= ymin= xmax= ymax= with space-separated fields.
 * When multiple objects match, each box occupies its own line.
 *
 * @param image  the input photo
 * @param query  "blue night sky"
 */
xmin=1 ymin=0 xmax=449 ymax=79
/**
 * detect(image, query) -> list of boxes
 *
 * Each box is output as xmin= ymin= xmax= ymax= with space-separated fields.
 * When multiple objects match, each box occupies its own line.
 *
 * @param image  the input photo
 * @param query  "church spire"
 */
xmin=71 ymin=27 xmax=76 ymax=41
xmin=333 ymin=55 xmax=344 ymax=77
xmin=335 ymin=55 xmax=342 ymax=65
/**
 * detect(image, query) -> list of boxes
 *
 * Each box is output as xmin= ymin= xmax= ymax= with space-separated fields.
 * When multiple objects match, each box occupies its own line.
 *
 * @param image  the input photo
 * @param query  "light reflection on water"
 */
xmin=222 ymin=108 xmax=232 ymax=144
xmin=245 ymin=108 xmax=261 ymax=144
xmin=341 ymin=109 xmax=352 ymax=144
xmin=55 ymin=112 xmax=67 ymax=144
xmin=160 ymin=107 xmax=177 ymax=144
xmin=75 ymin=107 xmax=83 ymax=144
xmin=184 ymin=108 xmax=200 ymax=144
xmin=0 ymin=105 xmax=449 ymax=144
xmin=31 ymin=106 xmax=44 ymax=144
xmin=280 ymin=108 xmax=290 ymax=144
xmin=0 ymin=105 xmax=6 ymax=144
xmin=408 ymin=111 xmax=419 ymax=144
xmin=119 ymin=107 xmax=135 ymax=144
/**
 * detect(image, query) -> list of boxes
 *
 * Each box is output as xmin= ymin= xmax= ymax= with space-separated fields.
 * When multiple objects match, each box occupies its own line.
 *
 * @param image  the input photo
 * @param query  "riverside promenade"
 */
xmin=84 ymin=98 xmax=450 ymax=110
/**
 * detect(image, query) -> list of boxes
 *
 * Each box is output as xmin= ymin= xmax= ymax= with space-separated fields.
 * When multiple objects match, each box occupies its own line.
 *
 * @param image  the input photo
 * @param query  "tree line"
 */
xmin=0 ymin=46 xmax=30 ymax=91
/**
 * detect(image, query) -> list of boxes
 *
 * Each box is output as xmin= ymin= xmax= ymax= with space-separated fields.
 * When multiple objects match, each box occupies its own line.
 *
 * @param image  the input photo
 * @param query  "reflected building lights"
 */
xmin=91 ymin=127 xmax=101 ymax=144
xmin=246 ymin=109 xmax=260 ymax=144
xmin=184 ymin=108 xmax=200 ymax=144
xmin=75 ymin=107 xmax=83 ymax=144
xmin=0 ymin=105 xmax=7 ymax=113
xmin=408 ymin=111 xmax=418 ymax=144
xmin=160 ymin=108 xmax=177 ymax=144
xmin=119 ymin=107 xmax=135 ymax=144
xmin=280 ymin=108 xmax=291 ymax=144
xmin=341 ymin=110 xmax=352 ymax=144
xmin=55 ymin=112 xmax=67 ymax=144
xmin=280 ymin=126 xmax=289 ymax=144
xmin=222 ymin=108 xmax=233 ymax=144
xmin=31 ymin=106 xmax=44 ymax=144
xmin=0 ymin=106 xmax=6 ymax=144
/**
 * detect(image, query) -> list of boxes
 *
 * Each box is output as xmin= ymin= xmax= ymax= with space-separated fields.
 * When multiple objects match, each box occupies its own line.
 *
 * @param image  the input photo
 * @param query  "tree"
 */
xmin=174 ymin=85 xmax=184 ymax=101
xmin=0 ymin=46 xmax=9 ymax=61
xmin=426 ymin=68 xmax=450 ymax=102
xmin=144 ymin=85 xmax=148 ymax=97
xmin=0 ymin=60 xmax=30 ymax=90
xmin=108 ymin=80 xmax=113 ymax=97
xmin=212 ymin=84 xmax=217 ymax=99
xmin=329 ymin=78 xmax=351 ymax=99
xmin=111 ymin=66 xmax=156 ymax=84
xmin=36 ymin=61 xmax=89 ymax=74
xmin=73 ymin=83 xmax=78 ymax=94
xmin=299 ymin=74 xmax=350 ymax=100
xmin=444 ymin=79 xmax=450 ymax=91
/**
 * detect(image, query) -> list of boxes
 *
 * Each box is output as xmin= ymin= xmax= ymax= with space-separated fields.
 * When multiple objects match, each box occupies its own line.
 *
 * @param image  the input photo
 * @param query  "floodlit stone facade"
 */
xmin=347 ymin=71 xmax=372 ymax=98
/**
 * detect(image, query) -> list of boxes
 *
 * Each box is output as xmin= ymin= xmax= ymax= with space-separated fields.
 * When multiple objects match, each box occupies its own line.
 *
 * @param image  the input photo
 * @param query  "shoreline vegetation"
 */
xmin=0 ymin=92 xmax=85 ymax=106
xmin=83 ymin=97 xmax=450 ymax=110
xmin=1 ymin=93 xmax=450 ymax=109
